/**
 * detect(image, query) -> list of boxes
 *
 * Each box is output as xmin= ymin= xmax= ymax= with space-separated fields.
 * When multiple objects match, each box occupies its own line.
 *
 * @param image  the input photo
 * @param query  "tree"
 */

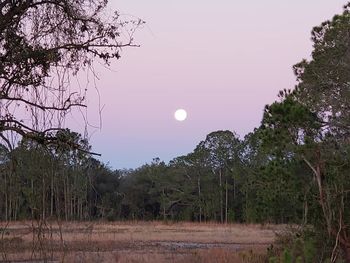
xmin=87 ymin=160 xmax=122 ymax=220
xmin=119 ymin=160 xmax=167 ymax=220
xmin=239 ymin=128 xmax=305 ymax=224
xmin=291 ymin=5 xmax=350 ymax=260
xmin=0 ymin=0 xmax=142 ymax=150
xmin=167 ymin=154 xmax=211 ymax=222
xmin=262 ymin=3 xmax=350 ymax=259
xmin=0 ymin=129 xmax=126 ymax=221
xmin=196 ymin=130 xmax=241 ymax=223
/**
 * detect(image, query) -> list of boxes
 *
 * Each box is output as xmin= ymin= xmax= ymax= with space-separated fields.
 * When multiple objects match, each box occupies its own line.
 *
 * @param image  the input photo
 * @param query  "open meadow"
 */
xmin=0 ymin=221 xmax=284 ymax=263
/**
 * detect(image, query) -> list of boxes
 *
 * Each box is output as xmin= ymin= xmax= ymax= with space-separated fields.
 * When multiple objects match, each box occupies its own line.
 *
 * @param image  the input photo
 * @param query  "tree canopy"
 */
xmin=0 ymin=0 xmax=142 ymax=150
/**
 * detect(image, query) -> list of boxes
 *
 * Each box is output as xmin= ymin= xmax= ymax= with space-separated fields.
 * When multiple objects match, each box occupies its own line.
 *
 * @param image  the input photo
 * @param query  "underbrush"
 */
xmin=266 ymin=226 xmax=346 ymax=263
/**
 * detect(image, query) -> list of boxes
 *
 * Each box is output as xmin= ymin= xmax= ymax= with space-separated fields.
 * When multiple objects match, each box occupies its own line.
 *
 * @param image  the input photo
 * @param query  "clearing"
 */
xmin=0 ymin=221 xmax=284 ymax=262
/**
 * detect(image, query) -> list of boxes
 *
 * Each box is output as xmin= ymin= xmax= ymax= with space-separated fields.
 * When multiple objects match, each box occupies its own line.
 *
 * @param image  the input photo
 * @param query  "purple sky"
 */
xmin=80 ymin=1 xmax=345 ymax=169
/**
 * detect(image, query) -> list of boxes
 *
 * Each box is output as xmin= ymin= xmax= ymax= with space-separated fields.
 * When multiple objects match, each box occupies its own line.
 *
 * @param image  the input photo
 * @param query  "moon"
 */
xmin=174 ymin=109 xmax=187 ymax=121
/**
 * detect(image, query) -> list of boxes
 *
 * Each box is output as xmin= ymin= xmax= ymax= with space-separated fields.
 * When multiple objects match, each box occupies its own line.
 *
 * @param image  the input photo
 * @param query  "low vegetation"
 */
xmin=0 ymin=221 xmax=278 ymax=262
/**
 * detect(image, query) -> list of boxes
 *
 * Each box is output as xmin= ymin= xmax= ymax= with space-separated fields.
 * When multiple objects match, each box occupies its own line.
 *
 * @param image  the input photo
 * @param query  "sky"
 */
xmin=79 ymin=0 xmax=345 ymax=169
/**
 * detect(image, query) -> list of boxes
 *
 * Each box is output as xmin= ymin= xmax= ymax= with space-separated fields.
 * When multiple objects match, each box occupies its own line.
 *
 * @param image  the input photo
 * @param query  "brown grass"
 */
xmin=0 ymin=221 xmax=284 ymax=262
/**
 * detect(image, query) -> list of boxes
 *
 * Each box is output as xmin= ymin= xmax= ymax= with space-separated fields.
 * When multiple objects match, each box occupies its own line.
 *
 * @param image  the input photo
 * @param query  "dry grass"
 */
xmin=0 ymin=221 xmax=284 ymax=262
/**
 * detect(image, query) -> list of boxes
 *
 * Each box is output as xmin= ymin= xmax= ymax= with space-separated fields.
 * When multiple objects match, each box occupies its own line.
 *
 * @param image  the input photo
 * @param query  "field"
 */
xmin=0 ymin=221 xmax=284 ymax=263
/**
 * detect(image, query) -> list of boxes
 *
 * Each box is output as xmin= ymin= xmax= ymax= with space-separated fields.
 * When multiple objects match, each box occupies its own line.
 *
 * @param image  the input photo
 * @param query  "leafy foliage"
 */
xmin=0 ymin=0 xmax=142 ymax=150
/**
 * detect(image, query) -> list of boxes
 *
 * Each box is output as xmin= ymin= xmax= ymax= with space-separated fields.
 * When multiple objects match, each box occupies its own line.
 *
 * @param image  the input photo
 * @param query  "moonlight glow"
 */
xmin=174 ymin=109 xmax=187 ymax=121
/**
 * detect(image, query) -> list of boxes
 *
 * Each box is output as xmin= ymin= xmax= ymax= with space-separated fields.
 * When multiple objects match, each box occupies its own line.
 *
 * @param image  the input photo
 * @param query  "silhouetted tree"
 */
xmin=0 ymin=0 xmax=142 ymax=150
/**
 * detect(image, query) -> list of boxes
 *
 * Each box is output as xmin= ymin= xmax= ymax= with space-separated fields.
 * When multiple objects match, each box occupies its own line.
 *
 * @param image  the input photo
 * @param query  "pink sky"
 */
xmin=81 ymin=0 xmax=345 ymax=168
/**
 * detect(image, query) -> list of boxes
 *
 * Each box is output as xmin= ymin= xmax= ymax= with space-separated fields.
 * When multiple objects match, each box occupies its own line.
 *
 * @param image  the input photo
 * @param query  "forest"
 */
xmin=0 ymin=128 xmax=307 ymax=223
xmin=1 ymin=0 xmax=350 ymax=262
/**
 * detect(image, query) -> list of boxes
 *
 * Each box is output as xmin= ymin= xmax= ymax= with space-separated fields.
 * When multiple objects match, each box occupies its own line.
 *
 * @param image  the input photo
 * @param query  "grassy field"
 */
xmin=0 ymin=221 xmax=284 ymax=262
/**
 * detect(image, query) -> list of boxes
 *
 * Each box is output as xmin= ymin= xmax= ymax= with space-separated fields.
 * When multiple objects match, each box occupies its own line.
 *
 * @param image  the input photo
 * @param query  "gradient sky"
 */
xmin=79 ymin=0 xmax=345 ymax=169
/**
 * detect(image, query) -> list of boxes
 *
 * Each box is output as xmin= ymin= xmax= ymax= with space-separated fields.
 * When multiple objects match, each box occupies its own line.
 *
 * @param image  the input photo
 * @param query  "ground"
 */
xmin=0 ymin=221 xmax=284 ymax=262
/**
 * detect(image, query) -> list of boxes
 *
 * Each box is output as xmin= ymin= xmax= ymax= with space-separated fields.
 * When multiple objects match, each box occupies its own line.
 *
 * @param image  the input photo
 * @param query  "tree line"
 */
xmin=0 ymin=128 xmax=302 ymax=224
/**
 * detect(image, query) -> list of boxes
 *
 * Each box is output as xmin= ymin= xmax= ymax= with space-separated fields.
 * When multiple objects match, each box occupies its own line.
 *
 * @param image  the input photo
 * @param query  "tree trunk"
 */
xmin=198 ymin=174 xmax=202 ymax=223
xmin=303 ymin=193 xmax=308 ymax=225
xmin=64 ymin=177 xmax=67 ymax=221
xmin=162 ymin=189 xmax=166 ymax=220
xmin=5 ymin=174 xmax=8 ymax=221
xmin=9 ymin=195 xmax=12 ymax=221
xmin=233 ymin=177 xmax=236 ymax=200
xmin=55 ymin=183 xmax=60 ymax=219
xmin=14 ymin=199 xmax=18 ymax=221
xmin=31 ymin=179 xmax=34 ymax=219
xmin=51 ymin=173 xmax=54 ymax=217
xmin=42 ymin=176 xmax=45 ymax=220
xmin=225 ymin=178 xmax=228 ymax=224
xmin=219 ymin=169 xmax=223 ymax=223
xmin=71 ymin=195 xmax=74 ymax=219
xmin=302 ymin=156 xmax=332 ymax=234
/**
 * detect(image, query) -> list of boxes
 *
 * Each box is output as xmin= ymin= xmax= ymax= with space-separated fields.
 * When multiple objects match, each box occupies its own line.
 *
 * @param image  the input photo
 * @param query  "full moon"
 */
xmin=174 ymin=109 xmax=187 ymax=121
